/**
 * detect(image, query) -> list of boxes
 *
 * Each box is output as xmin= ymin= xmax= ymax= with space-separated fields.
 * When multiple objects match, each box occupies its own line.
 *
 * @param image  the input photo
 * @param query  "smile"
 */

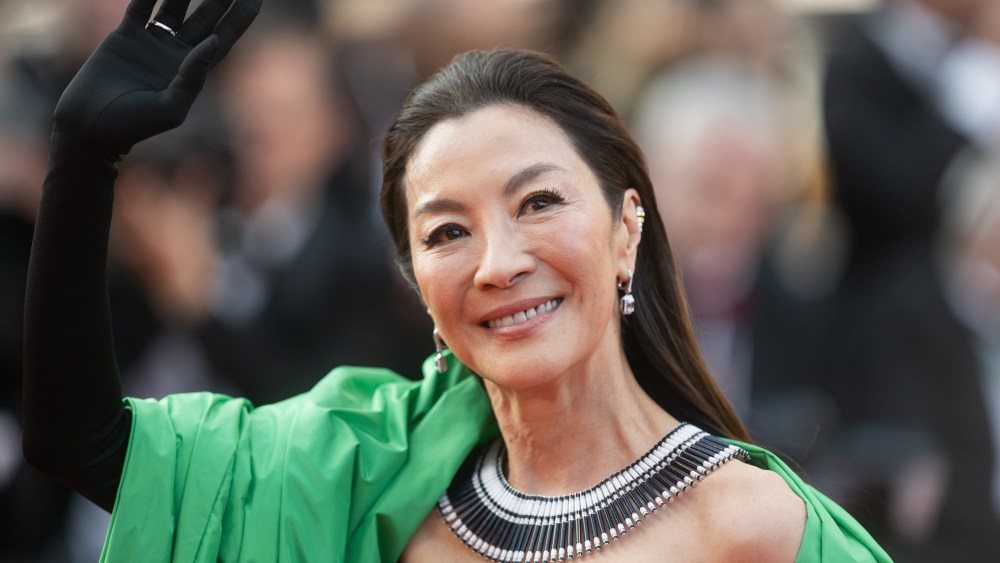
xmin=485 ymin=298 xmax=562 ymax=329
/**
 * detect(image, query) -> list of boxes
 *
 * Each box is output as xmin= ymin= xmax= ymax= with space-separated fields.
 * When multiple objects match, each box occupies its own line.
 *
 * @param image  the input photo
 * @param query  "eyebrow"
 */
xmin=503 ymin=162 xmax=564 ymax=197
xmin=414 ymin=162 xmax=565 ymax=219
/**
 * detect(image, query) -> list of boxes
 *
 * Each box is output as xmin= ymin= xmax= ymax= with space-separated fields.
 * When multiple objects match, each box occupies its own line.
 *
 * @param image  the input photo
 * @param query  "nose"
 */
xmin=473 ymin=225 xmax=535 ymax=289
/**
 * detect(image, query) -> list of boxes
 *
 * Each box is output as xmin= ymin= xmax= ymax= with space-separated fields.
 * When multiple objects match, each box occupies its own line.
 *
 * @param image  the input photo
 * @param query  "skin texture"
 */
xmin=398 ymin=104 xmax=806 ymax=561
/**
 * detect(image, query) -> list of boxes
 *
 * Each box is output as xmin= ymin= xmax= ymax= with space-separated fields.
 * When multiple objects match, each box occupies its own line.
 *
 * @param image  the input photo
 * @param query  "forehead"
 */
xmin=403 ymin=104 xmax=586 ymax=206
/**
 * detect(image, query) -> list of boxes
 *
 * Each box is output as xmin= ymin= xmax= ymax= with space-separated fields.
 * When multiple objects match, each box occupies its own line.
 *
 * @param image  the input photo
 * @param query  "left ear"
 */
xmin=616 ymin=188 xmax=643 ymax=278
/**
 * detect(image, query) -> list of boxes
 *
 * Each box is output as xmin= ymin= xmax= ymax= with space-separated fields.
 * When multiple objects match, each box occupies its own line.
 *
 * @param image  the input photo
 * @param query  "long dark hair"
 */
xmin=380 ymin=49 xmax=749 ymax=442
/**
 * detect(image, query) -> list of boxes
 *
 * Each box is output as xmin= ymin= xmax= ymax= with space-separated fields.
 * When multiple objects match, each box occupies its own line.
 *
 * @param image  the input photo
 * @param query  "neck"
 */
xmin=483 ymin=350 xmax=678 ymax=496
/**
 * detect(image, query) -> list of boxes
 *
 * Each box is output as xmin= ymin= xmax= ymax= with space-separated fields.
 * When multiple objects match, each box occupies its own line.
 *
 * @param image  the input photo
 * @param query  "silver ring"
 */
xmin=147 ymin=19 xmax=177 ymax=36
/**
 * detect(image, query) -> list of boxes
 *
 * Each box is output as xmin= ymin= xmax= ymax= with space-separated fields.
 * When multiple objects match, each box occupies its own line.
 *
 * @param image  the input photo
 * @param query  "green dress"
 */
xmin=101 ymin=355 xmax=891 ymax=562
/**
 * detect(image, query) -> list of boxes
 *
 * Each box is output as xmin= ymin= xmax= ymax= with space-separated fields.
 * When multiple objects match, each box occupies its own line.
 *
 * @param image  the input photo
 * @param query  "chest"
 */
xmin=400 ymin=499 xmax=725 ymax=563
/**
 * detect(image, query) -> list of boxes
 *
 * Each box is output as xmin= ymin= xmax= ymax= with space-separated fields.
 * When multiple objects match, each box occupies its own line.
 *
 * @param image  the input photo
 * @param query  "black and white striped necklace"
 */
xmin=438 ymin=422 xmax=750 ymax=562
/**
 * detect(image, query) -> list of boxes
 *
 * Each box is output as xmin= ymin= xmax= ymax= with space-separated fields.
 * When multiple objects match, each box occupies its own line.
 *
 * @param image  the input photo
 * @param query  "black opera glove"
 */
xmin=21 ymin=0 xmax=258 ymax=510
xmin=52 ymin=0 xmax=260 ymax=158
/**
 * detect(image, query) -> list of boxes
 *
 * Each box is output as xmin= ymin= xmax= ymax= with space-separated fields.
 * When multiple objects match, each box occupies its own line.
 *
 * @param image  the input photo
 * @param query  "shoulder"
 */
xmin=693 ymin=459 xmax=806 ymax=562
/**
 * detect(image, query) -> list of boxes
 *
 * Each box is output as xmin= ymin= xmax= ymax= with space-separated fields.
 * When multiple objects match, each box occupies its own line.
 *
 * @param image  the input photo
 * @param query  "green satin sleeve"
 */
xmin=726 ymin=440 xmax=893 ymax=563
xmin=100 ymin=352 xmax=497 ymax=562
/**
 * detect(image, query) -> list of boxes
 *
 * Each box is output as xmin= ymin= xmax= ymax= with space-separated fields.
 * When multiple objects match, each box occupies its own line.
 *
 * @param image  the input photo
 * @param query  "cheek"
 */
xmin=413 ymin=251 xmax=470 ymax=327
xmin=538 ymin=214 xmax=618 ymax=303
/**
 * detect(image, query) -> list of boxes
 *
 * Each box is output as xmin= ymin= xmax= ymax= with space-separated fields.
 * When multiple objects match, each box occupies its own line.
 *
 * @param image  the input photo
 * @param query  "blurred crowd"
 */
xmin=1 ymin=0 xmax=999 ymax=561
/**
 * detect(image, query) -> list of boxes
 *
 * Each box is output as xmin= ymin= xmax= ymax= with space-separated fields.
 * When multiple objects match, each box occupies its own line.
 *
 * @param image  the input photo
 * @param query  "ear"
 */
xmin=617 ymin=188 xmax=643 ymax=278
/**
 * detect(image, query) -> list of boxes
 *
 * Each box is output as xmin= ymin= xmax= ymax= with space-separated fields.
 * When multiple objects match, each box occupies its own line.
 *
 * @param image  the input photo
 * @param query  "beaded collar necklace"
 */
xmin=438 ymin=422 xmax=750 ymax=562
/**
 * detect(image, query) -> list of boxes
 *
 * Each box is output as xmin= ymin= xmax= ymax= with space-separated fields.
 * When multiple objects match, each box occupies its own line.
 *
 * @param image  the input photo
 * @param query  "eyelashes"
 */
xmin=421 ymin=224 xmax=467 ymax=247
xmin=420 ymin=188 xmax=567 ymax=248
xmin=519 ymin=188 xmax=565 ymax=215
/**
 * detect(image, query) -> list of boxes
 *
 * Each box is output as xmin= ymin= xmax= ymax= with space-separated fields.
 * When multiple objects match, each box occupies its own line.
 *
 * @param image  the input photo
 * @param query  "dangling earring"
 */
xmin=636 ymin=205 xmax=645 ymax=233
xmin=433 ymin=327 xmax=448 ymax=373
xmin=618 ymin=269 xmax=635 ymax=315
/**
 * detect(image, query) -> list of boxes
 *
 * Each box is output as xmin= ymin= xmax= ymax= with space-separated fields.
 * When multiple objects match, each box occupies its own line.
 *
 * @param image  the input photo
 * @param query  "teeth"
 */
xmin=487 ymin=299 xmax=560 ymax=329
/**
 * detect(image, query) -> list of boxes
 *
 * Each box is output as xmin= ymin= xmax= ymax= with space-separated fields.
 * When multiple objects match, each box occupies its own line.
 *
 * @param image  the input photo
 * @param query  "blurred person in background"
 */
xmin=112 ymin=21 xmax=434 ymax=405
xmin=1 ymin=0 xmax=133 ymax=119
xmin=629 ymin=0 xmax=847 ymax=461
xmin=632 ymin=57 xmax=800 ymax=416
xmin=630 ymin=36 xmax=854 ymax=484
xmin=568 ymin=0 xmax=810 ymax=119
xmin=819 ymin=0 xmax=1000 ymax=558
xmin=932 ymin=149 xmax=1000 ymax=558
xmin=940 ymin=150 xmax=1000 ymax=529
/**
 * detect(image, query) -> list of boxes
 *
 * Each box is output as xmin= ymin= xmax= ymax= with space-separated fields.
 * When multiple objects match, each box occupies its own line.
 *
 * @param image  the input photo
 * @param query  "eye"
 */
xmin=519 ymin=188 xmax=565 ymax=216
xmin=421 ymin=223 xmax=468 ymax=248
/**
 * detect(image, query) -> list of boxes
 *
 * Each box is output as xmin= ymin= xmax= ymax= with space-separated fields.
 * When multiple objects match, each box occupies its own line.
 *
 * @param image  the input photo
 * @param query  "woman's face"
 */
xmin=404 ymin=104 xmax=641 ymax=388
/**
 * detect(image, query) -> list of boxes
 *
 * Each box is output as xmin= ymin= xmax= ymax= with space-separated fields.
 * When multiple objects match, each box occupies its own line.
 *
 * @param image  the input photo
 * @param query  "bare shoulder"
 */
xmin=693 ymin=459 xmax=806 ymax=562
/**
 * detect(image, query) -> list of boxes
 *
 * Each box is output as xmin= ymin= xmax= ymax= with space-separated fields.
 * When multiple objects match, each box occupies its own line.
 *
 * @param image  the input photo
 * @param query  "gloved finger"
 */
xmin=163 ymin=36 xmax=219 ymax=110
xmin=124 ymin=0 xmax=159 ymax=26
xmin=176 ymin=0 xmax=231 ymax=45
xmin=152 ymin=0 xmax=193 ymax=30
xmin=211 ymin=0 xmax=261 ymax=62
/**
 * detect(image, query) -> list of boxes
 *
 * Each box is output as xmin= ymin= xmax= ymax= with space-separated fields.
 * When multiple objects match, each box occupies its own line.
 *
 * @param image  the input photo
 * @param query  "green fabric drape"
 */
xmin=101 ymin=355 xmax=889 ymax=562
xmin=728 ymin=440 xmax=892 ymax=562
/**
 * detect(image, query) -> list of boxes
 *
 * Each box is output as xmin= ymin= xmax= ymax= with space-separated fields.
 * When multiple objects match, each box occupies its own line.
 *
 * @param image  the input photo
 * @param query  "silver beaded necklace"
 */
xmin=438 ymin=422 xmax=750 ymax=562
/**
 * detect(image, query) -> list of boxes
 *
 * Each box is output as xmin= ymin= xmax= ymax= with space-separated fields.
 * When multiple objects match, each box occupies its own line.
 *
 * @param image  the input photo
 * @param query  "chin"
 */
xmin=472 ymin=353 xmax=569 ymax=392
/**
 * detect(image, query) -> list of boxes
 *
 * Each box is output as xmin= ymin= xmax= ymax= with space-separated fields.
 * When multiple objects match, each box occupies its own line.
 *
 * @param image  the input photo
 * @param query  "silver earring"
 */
xmin=618 ymin=269 xmax=635 ymax=315
xmin=636 ymin=205 xmax=645 ymax=233
xmin=433 ymin=327 xmax=448 ymax=373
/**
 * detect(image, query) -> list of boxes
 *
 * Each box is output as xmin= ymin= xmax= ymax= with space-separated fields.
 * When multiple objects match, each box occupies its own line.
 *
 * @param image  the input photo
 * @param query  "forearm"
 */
xmin=22 ymin=135 xmax=129 ymax=512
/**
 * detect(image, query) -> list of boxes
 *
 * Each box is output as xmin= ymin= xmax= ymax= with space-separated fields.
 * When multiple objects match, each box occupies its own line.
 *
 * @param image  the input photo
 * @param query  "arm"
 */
xmin=22 ymin=0 xmax=260 ymax=512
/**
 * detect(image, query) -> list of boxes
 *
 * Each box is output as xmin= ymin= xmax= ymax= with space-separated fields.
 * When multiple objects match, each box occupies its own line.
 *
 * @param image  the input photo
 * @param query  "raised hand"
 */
xmin=53 ymin=0 xmax=260 ymax=157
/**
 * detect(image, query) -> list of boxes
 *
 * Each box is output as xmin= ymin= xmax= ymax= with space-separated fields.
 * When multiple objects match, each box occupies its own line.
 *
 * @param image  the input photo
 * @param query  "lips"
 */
xmin=484 ymin=298 xmax=562 ymax=329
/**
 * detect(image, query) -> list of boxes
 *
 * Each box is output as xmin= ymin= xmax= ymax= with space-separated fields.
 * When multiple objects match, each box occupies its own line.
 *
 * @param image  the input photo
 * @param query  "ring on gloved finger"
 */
xmin=146 ymin=19 xmax=177 ymax=36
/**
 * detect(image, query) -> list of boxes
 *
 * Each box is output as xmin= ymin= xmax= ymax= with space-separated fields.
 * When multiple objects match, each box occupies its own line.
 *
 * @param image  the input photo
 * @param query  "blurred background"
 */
xmin=1 ymin=0 xmax=999 ymax=560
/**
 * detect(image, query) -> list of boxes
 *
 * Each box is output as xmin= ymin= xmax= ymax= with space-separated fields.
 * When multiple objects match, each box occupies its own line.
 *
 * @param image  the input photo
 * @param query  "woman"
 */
xmin=22 ymin=0 xmax=888 ymax=561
